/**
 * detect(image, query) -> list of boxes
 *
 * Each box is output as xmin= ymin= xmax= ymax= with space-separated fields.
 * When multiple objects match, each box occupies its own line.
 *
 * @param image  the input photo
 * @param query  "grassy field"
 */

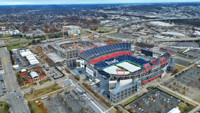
xmin=39 ymin=78 xmax=51 ymax=85
xmin=0 ymin=101 xmax=10 ymax=113
xmin=195 ymin=97 xmax=200 ymax=103
xmin=174 ymin=63 xmax=186 ymax=72
xmin=3 ymin=38 xmax=28 ymax=44
xmin=96 ymin=27 xmax=111 ymax=31
xmin=28 ymin=101 xmax=43 ymax=113
xmin=95 ymin=27 xmax=116 ymax=33
xmin=178 ymin=102 xmax=195 ymax=113
xmin=2 ymin=38 xmax=29 ymax=50
xmin=21 ymin=83 xmax=37 ymax=90
xmin=121 ymin=95 xmax=139 ymax=107
xmin=6 ymin=42 xmax=29 ymax=50
xmin=24 ymin=84 xmax=61 ymax=100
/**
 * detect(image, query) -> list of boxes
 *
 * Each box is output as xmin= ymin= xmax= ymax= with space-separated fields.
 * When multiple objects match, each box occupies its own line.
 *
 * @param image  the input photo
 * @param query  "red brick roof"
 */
xmin=20 ymin=72 xmax=27 ymax=77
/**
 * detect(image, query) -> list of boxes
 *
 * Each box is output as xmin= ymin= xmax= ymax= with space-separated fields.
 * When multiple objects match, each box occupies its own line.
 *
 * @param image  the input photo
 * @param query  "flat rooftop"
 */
xmin=47 ymin=52 xmax=64 ymax=63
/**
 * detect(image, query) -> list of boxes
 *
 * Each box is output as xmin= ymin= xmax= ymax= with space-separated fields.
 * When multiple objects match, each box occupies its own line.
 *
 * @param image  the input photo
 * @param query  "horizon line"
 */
xmin=0 ymin=1 xmax=200 ymax=6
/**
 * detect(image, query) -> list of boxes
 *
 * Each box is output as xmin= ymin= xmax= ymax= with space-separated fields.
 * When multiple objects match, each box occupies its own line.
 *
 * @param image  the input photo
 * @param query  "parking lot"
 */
xmin=175 ymin=59 xmax=191 ymax=67
xmin=183 ymin=49 xmax=200 ymax=58
xmin=172 ymin=42 xmax=199 ymax=48
xmin=42 ymin=84 xmax=100 ymax=113
xmin=165 ymin=67 xmax=200 ymax=101
xmin=12 ymin=49 xmax=29 ymax=67
xmin=62 ymin=91 xmax=88 ymax=113
xmin=161 ymin=47 xmax=182 ymax=53
xmin=42 ymin=96 xmax=70 ymax=113
xmin=126 ymin=89 xmax=182 ymax=113
xmin=60 ymin=89 xmax=96 ymax=113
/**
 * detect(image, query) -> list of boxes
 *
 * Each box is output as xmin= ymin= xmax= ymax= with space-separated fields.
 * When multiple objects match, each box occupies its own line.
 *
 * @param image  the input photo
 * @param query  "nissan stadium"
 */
xmin=79 ymin=42 xmax=174 ymax=103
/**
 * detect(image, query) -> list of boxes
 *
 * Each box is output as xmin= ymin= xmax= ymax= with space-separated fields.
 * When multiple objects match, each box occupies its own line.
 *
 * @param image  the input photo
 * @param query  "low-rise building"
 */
xmin=63 ymin=25 xmax=81 ymax=36
xmin=0 ymin=29 xmax=21 ymax=37
xmin=25 ymin=29 xmax=45 ymax=38
xmin=19 ymin=67 xmax=47 ymax=84
xmin=19 ymin=49 xmax=40 ymax=65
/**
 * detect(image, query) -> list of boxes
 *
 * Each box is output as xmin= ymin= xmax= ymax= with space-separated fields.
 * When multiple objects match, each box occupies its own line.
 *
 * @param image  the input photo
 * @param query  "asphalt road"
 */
xmin=0 ymin=41 xmax=30 ymax=113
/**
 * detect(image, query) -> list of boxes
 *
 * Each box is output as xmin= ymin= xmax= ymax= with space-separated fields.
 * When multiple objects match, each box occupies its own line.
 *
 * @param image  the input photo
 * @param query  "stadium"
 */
xmin=79 ymin=42 xmax=174 ymax=103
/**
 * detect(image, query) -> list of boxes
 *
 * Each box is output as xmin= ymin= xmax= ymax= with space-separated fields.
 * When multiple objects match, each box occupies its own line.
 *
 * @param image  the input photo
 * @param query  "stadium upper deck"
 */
xmin=79 ymin=43 xmax=131 ymax=62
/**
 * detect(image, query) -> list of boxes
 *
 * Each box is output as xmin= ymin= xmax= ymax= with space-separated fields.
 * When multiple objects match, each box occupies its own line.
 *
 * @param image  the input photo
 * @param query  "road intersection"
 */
xmin=0 ymin=41 xmax=30 ymax=113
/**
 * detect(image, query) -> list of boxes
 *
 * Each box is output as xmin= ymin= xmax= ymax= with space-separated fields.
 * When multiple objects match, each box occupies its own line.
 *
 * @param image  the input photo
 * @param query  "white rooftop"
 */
xmin=168 ymin=107 xmax=181 ymax=113
xmin=161 ymin=32 xmax=185 ymax=37
xmin=149 ymin=21 xmax=174 ymax=27
xmin=30 ymin=71 xmax=39 ymax=78
xmin=20 ymin=49 xmax=39 ymax=65
xmin=21 ymin=69 xmax=26 ymax=72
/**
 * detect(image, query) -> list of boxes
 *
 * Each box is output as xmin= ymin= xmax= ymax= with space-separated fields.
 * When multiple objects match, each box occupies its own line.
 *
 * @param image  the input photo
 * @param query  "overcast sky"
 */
xmin=0 ymin=0 xmax=200 ymax=5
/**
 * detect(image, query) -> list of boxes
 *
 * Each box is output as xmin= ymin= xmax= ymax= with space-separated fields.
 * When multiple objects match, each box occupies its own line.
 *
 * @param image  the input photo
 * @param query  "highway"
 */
xmin=0 ymin=41 xmax=30 ymax=113
xmin=155 ymin=37 xmax=200 ymax=42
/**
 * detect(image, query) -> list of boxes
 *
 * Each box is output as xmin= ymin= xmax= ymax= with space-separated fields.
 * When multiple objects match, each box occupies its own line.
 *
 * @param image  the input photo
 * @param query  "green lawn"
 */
xmin=3 ymin=38 xmax=28 ymax=44
xmin=121 ymin=95 xmax=139 ymax=107
xmin=0 ymin=101 xmax=10 ymax=113
xmin=39 ymin=78 xmax=51 ymax=85
xmin=96 ymin=27 xmax=111 ymax=31
xmin=178 ymin=102 xmax=195 ymax=113
xmin=2 ymin=37 xmax=30 ymax=50
xmin=195 ymin=97 xmax=200 ymax=103
xmin=24 ymin=84 xmax=61 ymax=100
xmin=21 ymin=83 xmax=37 ymax=90
xmin=28 ymin=101 xmax=43 ymax=113
xmin=174 ymin=63 xmax=186 ymax=72
xmin=7 ymin=42 xmax=30 ymax=50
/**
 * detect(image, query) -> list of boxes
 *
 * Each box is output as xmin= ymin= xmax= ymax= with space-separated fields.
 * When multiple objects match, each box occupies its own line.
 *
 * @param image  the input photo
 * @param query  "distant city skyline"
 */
xmin=0 ymin=0 xmax=200 ymax=5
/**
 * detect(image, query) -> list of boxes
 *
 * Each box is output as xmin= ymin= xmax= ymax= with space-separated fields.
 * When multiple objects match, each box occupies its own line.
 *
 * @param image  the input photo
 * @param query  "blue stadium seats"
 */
xmin=79 ymin=43 xmax=131 ymax=61
xmin=161 ymin=52 xmax=170 ymax=60
xmin=98 ymin=70 xmax=110 ymax=78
